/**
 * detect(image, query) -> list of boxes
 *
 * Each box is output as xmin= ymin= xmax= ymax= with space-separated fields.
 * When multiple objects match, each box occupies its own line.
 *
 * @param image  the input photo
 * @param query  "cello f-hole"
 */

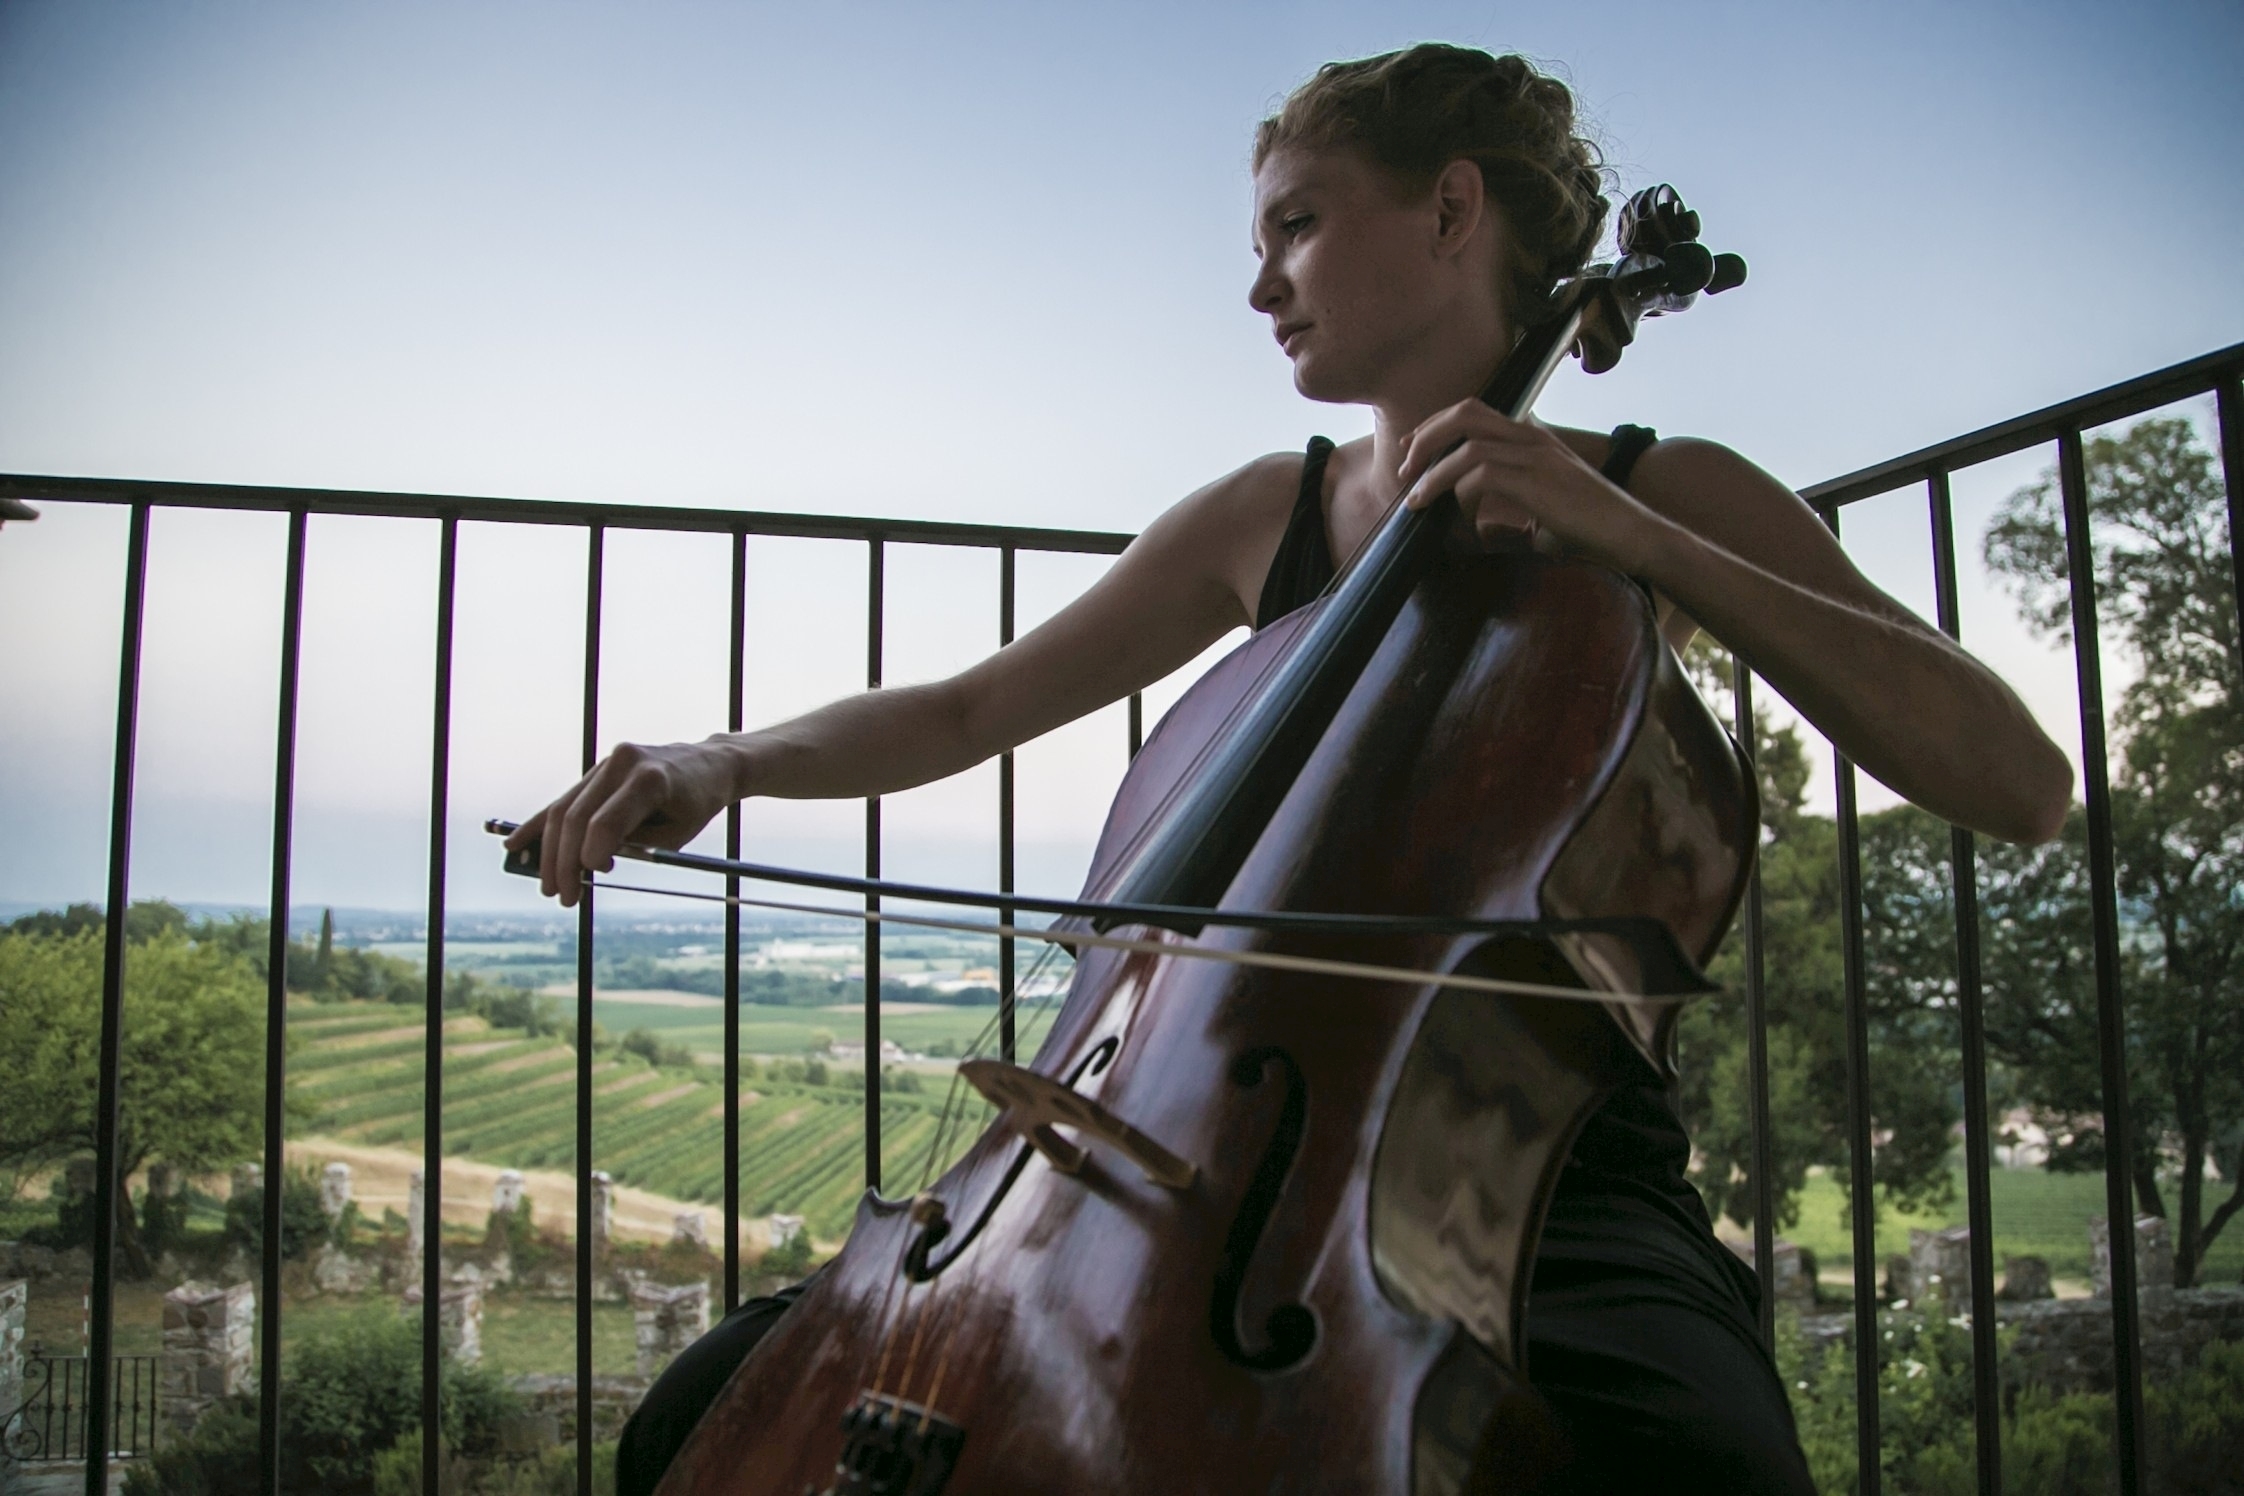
xmin=1209 ymin=1045 xmax=1317 ymax=1371
xmin=906 ymin=1035 xmax=1122 ymax=1281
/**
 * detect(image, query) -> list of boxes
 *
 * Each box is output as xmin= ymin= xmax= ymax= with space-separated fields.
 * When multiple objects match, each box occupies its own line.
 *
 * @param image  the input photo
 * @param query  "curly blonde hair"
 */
xmin=1254 ymin=45 xmax=1609 ymax=319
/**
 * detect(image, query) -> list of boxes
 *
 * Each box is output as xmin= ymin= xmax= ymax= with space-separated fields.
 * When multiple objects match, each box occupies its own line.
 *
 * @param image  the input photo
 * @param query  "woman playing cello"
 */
xmin=508 ymin=43 xmax=2071 ymax=1495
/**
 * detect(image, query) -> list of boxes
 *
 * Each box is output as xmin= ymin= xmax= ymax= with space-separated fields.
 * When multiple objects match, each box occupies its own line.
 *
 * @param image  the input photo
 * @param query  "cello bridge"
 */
xmin=815 ymin=1390 xmax=966 ymax=1496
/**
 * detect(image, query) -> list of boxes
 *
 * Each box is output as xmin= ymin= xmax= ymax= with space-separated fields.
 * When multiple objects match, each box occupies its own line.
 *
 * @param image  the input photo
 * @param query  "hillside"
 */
xmin=288 ymin=999 xmax=978 ymax=1242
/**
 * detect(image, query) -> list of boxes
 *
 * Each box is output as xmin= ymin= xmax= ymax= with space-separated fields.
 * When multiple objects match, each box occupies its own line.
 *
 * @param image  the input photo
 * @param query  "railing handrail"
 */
xmin=0 ymin=471 xmax=1134 ymax=555
xmin=9 ymin=337 xmax=2239 ymax=538
xmin=1802 ymin=339 xmax=2244 ymax=509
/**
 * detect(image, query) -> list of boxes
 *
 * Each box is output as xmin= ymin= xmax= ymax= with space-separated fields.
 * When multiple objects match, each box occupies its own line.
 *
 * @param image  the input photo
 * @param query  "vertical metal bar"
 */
xmin=2057 ymin=428 xmax=2147 ymax=1495
xmin=2218 ymin=382 xmax=2244 ymax=682
xmin=725 ymin=530 xmax=746 ymax=1312
xmin=1821 ymin=504 xmax=1881 ymax=1496
xmin=1729 ymin=656 xmax=1777 ymax=1353
xmin=258 ymin=508 xmax=308 ymax=1496
xmin=421 ymin=513 xmax=458 ymax=1496
xmin=577 ymin=523 xmax=603 ymax=1496
xmin=864 ymin=537 xmax=884 ymax=1187
xmin=1128 ymin=692 xmax=1144 ymax=759
xmin=1834 ymin=753 xmax=1881 ymax=1495
xmin=1929 ymin=470 xmax=2004 ymax=1496
xmin=998 ymin=546 xmax=1017 ymax=1064
xmin=85 ymin=501 xmax=147 ymax=1496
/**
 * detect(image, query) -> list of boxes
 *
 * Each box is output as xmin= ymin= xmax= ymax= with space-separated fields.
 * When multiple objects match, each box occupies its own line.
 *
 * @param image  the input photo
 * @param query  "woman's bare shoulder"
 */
xmin=1137 ymin=446 xmax=1313 ymax=626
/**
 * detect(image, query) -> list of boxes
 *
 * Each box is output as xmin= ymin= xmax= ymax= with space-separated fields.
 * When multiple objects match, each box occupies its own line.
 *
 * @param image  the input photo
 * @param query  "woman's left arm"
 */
xmin=1397 ymin=404 xmax=2075 ymax=845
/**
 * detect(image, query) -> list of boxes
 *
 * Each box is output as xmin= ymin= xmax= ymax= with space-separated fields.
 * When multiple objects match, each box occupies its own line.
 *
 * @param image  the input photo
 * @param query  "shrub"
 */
xmin=224 ymin=1165 xmax=331 ymax=1262
xmin=132 ymin=1306 xmax=523 ymax=1494
xmin=1778 ymin=1310 xmax=2244 ymax=1496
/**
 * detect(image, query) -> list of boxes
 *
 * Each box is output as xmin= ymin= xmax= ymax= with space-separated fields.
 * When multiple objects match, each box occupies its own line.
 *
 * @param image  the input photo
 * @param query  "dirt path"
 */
xmin=285 ymin=1137 xmax=777 ymax=1254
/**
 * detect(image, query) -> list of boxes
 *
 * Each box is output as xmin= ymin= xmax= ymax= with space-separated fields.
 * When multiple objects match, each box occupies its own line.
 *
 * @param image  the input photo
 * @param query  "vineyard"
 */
xmin=288 ymin=999 xmax=993 ymax=1242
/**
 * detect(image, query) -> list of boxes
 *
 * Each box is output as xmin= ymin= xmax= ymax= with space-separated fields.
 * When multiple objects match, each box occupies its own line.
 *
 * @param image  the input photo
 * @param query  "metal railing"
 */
xmin=0 ymin=1354 xmax=162 ymax=1465
xmin=3 ymin=336 xmax=2239 ymax=1496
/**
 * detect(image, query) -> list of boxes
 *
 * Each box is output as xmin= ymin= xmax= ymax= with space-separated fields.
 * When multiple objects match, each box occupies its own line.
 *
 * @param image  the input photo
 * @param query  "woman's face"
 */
xmin=1249 ymin=145 xmax=1506 ymax=407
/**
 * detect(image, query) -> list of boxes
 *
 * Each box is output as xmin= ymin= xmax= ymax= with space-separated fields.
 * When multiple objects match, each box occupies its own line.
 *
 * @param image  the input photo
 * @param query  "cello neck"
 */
xmin=1092 ymin=297 xmax=1588 ymax=928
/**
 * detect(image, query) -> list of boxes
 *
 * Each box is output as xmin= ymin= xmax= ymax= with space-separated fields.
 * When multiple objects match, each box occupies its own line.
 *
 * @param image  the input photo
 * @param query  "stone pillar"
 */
xmin=493 ymin=1170 xmax=526 ymax=1215
xmin=2090 ymin=1214 xmax=2174 ymax=1297
xmin=230 ymin=1162 xmax=262 ymax=1200
xmin=160 ymin=1282 xmax=255 ymax=1438
xmin=1908 ymin=1224 xmax=1972 ymax=1307
xmin=0 ymin=1278 xmax=26 ymax=1434
xmin=767 ymin=1214 xmax=804 ymax=1248
xmin=1768 ymin=1240 xmax=1816 ymax=1309
xmin=591 ymin=1171 xmax=615 ymax=1252
xmin=632 ymin=1280 xmax=710 ymax=1377
xmin=403 ymin=1170 xmax=426 ymax=1294
xmin=672 ymin=1211 xmax=708 ymax=1250
xmin=2000 ymin=1255 xmax=2054 ymax=1301
xmin=404 ymin=1274 xmax=485 ymax=1365
xmin=319 ymin=1162 xmax=353 ymax=1220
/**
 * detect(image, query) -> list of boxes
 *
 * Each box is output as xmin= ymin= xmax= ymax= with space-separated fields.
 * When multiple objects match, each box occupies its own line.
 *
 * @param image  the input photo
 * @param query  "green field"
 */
xmin=585 ymin=994 xmax=1059 ymax=1062
xmin=288 ymin=999 xmax=1022 ymax=1242
xmin=1758 ymin=1164 xmax=2244 ymax=1288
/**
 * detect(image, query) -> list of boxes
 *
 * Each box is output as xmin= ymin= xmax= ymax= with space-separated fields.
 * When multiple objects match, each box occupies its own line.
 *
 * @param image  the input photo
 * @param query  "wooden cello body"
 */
xmin=655 ymin=550 xmax=1757 ymax=1496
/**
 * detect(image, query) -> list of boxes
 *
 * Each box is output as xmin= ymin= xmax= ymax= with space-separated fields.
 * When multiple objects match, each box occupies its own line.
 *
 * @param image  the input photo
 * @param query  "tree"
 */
xmin=1677 ymin=642 xmax=1962 ymax=1235
xmin=0 ymin=908 xmax=274 ymax=1275
xmin=1982 ymin=415 xmax=2244 ymax=1286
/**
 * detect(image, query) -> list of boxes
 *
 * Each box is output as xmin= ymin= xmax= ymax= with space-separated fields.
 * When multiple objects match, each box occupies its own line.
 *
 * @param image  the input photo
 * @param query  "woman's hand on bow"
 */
xmin=1394 ymin=401 xmax=1670 ymax=571
xmin=504 ymin=738 xmax=737 ymax=907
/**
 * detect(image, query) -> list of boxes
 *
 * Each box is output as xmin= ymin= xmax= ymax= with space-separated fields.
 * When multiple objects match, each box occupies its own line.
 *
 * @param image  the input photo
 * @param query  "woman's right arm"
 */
xmin=512 ymin=454 xmax=1297 ymax=904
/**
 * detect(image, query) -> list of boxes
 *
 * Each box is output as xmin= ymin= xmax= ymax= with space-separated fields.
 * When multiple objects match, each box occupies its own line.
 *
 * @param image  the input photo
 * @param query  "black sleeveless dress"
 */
xmin=615 ymin=428 xmax=1815 ymax=1496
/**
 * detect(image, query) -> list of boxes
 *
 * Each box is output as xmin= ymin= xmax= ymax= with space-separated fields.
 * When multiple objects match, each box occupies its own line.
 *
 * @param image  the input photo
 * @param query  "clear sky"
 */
xmin=3 ymin=1 xmax=2239 ymax=915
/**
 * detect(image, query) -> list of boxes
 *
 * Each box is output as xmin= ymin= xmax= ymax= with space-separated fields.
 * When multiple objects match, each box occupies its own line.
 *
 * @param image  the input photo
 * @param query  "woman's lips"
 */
xmin=1275 ymin=322 xmax=1310 ymax=353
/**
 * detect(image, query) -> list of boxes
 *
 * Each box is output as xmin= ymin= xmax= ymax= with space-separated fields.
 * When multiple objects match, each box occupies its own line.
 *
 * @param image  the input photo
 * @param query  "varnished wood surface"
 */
xmin=657 ymin=555 xmax=1751 ymax=1496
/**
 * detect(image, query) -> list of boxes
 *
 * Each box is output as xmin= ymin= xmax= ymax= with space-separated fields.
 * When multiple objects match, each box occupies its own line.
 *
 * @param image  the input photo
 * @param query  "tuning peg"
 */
xmin=1705 ymin=253 xmax=1748 ymax=295
xmin=1659 ymin=242 xmax=1713 ymax=295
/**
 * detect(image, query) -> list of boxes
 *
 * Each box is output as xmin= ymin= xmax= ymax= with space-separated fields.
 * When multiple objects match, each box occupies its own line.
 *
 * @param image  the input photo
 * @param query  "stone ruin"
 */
xmin=160 ymin=1281 xmax=255 ymax=1438
xmin=405 ymin=1268 xmax=485 ymax=1366
xmin=768 ymin=1214 xmax=805 ymax=1249
xmin=1999 ymin=1253 xmax=2054 ymax=1302
xmin=672 ymin=1211 xmax=708 ymax=1250
xmin=1 ymin=1277 xmax=26 ymax=1433
xmin=631 ymin=1279 xmax=710 ymax=1378
xmin=2090 ymin=1213 xmax=2174 ymax=1296
xmin=493 ymin=1169 xmax=527 ymax=1215
xmin=1721 ymin=1237 xmax=1818 ymax=1310
xmin=320 ymin=1161 xmax=354 ymax=1220
xmin=591 ymin=1171 xmax=616 ymax=1252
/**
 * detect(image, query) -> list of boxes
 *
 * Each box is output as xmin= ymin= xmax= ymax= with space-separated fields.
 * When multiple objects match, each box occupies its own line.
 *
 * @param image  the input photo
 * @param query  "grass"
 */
xmin=587 ymin=996 xmax=1058 ymax=1061
xmin=1769 ymin=1163 xmax=2244 ymax=1285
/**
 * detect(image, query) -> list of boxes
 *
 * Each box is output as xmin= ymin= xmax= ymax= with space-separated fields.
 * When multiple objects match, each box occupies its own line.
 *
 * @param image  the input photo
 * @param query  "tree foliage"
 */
xmin=1678 ymin=643 xmax=1963 ymax=1234
xmin=0 ymin=906 xmax=274 ymax=1273
xmin=1982 ymin=415 xmax=2244 ymax=1286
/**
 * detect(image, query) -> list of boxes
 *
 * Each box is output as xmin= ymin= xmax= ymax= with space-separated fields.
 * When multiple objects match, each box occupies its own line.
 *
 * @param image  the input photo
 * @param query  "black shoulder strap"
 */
xmin=1254 ymin=437 xmax=1337 ymax=630
xmin=1602 ymin=424 xmax=1659 ymax=489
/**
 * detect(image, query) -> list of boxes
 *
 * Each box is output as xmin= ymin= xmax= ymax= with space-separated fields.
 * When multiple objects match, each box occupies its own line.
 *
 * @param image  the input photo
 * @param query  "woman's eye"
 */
xmin=1284 ymin=215 xmax=1314 ymax=236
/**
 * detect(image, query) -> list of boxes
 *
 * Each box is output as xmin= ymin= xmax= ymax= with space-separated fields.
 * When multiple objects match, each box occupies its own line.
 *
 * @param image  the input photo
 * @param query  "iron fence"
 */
xmin=0 ymin=1354 xmax=161 ymax=1466
xmin=1 ymin=335 xmax=2240 ymax=1496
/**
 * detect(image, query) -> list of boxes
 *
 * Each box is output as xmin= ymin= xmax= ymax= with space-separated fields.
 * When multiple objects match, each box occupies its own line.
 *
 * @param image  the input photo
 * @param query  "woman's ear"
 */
xmin=1431 ymin=159 xmax=1487 ymax=258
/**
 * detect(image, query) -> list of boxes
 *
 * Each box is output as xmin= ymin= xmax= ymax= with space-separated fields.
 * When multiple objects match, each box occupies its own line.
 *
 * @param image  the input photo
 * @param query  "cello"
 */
xmin=549 ymin=187 xmax=1751 ymax=1496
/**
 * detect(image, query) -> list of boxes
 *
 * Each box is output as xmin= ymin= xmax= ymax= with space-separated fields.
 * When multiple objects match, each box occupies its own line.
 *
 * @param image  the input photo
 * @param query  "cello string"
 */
xmin=862 ymin=1218 xmax=921 ymax=1399
xmin=587 ymin=876 xmax=1669 ymax=1007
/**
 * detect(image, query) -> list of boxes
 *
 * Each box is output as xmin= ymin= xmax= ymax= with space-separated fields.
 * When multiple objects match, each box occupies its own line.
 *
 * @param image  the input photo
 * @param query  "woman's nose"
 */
xmin=1247 ymin=261 xmax=1284 ymax=314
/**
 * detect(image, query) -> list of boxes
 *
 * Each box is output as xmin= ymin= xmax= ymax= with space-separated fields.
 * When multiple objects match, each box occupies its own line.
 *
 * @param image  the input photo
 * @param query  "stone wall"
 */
xmin=160 ymin=1281 xmax=255 ymax=1439
xmin=2001 ymin=1286 xmax=2244 ymax=1396
xmin=1 ymin=1278 xmax=26 ymax=1430
xmin=631 ymin=1280 xmax=709 ymax=1378
xmin=511 ymin=1374 xmax=649 ymax=1446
